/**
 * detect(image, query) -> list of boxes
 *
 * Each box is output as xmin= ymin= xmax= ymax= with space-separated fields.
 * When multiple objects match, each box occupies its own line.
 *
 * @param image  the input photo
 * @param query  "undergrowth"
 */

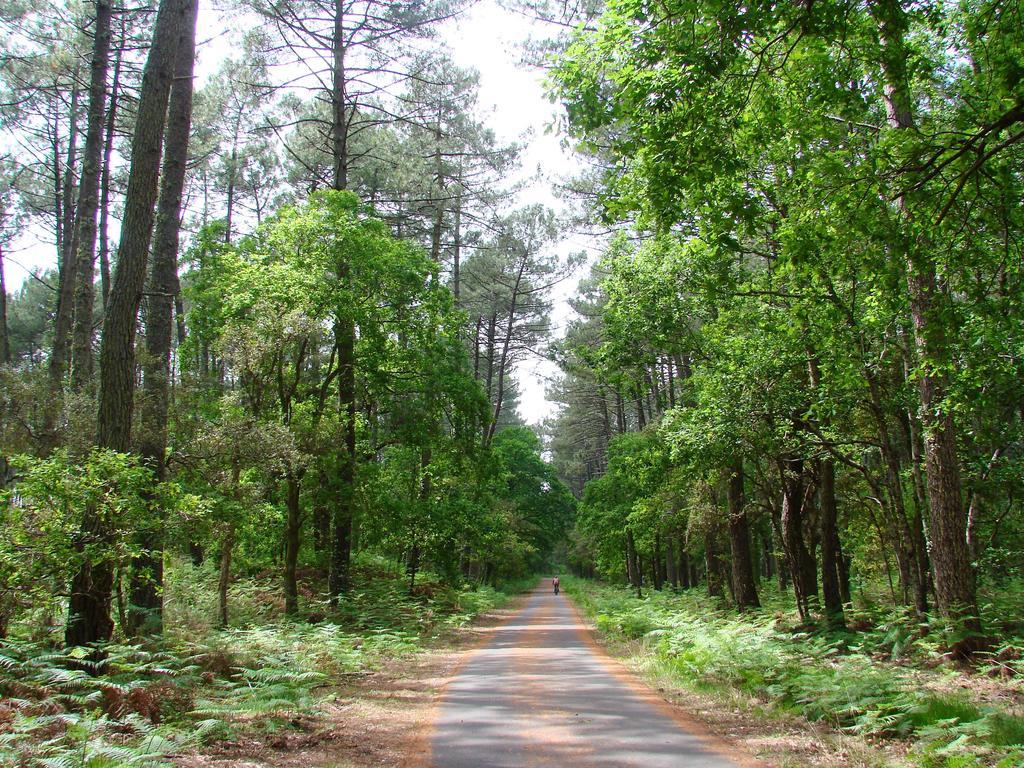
xmin=566 ymin=578 xmax=1024 ymax=768
xmin=0 ymin=555 xmax=528 ymax=767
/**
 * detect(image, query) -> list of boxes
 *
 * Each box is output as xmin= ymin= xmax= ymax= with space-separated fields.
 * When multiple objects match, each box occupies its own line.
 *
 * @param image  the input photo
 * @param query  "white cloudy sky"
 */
xmin=435 ymin=2 xmax=596 ymax=426
xmin=6 ymin=0 xmax=598 ymax=424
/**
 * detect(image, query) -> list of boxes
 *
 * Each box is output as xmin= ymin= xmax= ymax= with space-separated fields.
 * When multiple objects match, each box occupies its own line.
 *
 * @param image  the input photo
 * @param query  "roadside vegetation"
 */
xmin=0 ymin=554 xmax=531 ymax=767
xmin=567 ymin=578 xmax=1024 ymax=768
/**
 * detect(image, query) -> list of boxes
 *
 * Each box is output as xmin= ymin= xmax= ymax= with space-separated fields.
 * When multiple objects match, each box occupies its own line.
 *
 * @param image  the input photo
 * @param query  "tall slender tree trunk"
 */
xmin=779 ymin=455 xmax=814 ymax=621
xmin=66 ymin=0 xmax=191 ymax=653
xmin=486 ymin=257 xmax=527 ymax=444
xmin=452 ymin=186 xmax=462 ymax=302
xmin=218 ymin=524 xmax=234 ymax=627
xmin=70 ymin=0 xmax=113 ymax=392
xmin=327 ymin=0 xmax=356 ymax=604
xmin=484 ymin=313 xmax=496 ymax=396
xmin=0 ymin=244 xmax=9 ymax=364
xmin=871 ymin=0 xmax=980 ymax=654
xmin=819 ymin=459 xmax=846 ymax=628
xmin=128 ymin=0 xmax=197 ymax=636
xmin=769 ymin=501 xmax=789 ymax=590
xmin=678 ymin=545 xmax=691 ymax=589
xmin=409 ymin=447 xmax=433 ymax=591
xmin=224 ymin=140 xmax=238 ymax=243
xmin=727 ymin=458 xmax=760 ymax=609
xmin=625 ymin=529 xmax=641 ymax=597
xmin=49 ymin=83 xmax=81 ymax=392
xmin=329 ymin=321 xmax=356 ymax=601
xmin=864 ymin=367 xmax=926 ymax=613
xmin=598 ymin=387 xmax=612 ymax=448
xmin=666 ymin=536 xmax=678 ymax=588
xmin=705 ymin=529 xmax=723 ymax=597
xmin=805 ymin=352 xmax=846 ymax=627
xmin=284 ymin=471 xmax=302 ymax=615
xmin=313 ymin=469 xmax=330 ymax=553
xmin=838 ymin=544 xmax=852 ymax=605
xmin=330 ymin=0 xmax=348 ymax=191
xmin=666 ymin=358 xmax=676 ymax=408
xmin=652 ymin=533 xmax=663 ymax=590
xmin=430 ymin=116 xmax=445 ymax=263
xmin=634 ymin=389 xmax=646 ymax=429
xmin=98 ymin=17 xmax=123 ymax=313
xmin=646 ymin=367 xmax=660 ymax=414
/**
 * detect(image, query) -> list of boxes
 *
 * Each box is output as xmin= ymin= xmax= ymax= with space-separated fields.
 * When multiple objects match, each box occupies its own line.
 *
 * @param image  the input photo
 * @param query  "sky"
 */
xmin=437 ymin=3 xmax=597 ymax=426
xmin=5 ymin=0 xmax=596 ymax=426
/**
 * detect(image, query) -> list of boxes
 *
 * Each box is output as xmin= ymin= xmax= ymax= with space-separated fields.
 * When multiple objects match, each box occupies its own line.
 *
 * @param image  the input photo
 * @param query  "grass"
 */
xmin=565 ymin=577 xmax=1024 ymax=768
xmin=0 ymin=555 xmax=532 ymax=767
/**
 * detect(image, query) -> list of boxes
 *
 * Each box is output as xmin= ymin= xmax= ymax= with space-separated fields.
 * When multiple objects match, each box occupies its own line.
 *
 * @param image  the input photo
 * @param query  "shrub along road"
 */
xmin=429 ymin=585 xmax=758 ymax=768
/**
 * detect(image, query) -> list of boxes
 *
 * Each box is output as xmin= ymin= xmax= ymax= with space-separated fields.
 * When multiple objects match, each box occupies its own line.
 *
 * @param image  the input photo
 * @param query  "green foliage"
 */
xmin=0 ymin=450 xmax=180 ymax=635
xmin=549 ymin=0 xmax=1024 ymax=653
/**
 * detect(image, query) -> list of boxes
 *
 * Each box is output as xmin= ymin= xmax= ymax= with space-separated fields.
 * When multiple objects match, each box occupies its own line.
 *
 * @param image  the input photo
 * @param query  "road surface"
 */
xmin=430 ymin=585 xmax=754 ymax=768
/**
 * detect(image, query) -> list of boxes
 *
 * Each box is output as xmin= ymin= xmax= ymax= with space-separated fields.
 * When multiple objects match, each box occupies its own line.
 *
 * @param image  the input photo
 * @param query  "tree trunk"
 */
xmin=705 ymin=529 xmax=724 ymax=597
xmin=329 ymin=324 xmax=356 ymax=601
xmin=325 ymin=0 xmax=356 ymax=604
xmin=779 ymin=455 xmax=815 ymax=620
xmin=429 ymin=119 xmax=444 ymax=263
xmin=218 ymin=524 xmax=234 ymax=627
xmin=313 ymin=471 xmax=330 ymax=553
xmin=625 ymin=529 xmax=641 ymax=597
xmin=407 ymin=540 xmax=420 ymax=592
xmin=64 ymin=511 xmax=115 ymax=651
xmin=66 ymin=0 xmax=190 ymax=654
xmin=819 ymin=459 xmax=846 ymax=628
xmin=410 ymin=447 xmax=432 ymax=592
xmin=870 ymin=0 xmax=980 ymax=655
xmin=472 ymin=316 xmax=481 ymax=379
xmin=838 ymin=546 xmax=852 ymax=605
xmin=486 ymin=257 xmax=528 ymax=444
xmin=224 ymin=142 xmax=237 ymax=243
xmin=0 ymin=244 xmax=9 ymax=364
xmin=727 ymin=458 xmax=760 ymax=609
xmin=331 ymin=0 xmax=348 ymax=192
xmin=864 ymin=365 xmax=926 ymax=613
xmin=128 ymin=0 xmax=198 ymax=637
xmin=484 ymin=313 xmax=496 ymax=398
xmin=666 ymin=536 xmax=678 ymax=588
xmin=452 ymin=187 xmax=462 ymax=302
xmin=69 ymin=0 xmax=112 ymax=390
xmin=49 ymin=83 xmax=81 ymax=392
xmin=98 ymin=16 xmax=124 ymax=313
xmin=284 ymin=471 xmax=301 ymax=615
xmin=769 ymin=502 xmax=789 ymax=590
xmin=652 ymin=533 xmax=663 ymax=590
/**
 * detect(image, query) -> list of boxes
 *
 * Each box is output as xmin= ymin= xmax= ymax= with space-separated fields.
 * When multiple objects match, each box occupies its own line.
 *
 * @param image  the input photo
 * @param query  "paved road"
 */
xmin=430 ymin=586 xmax=750 ymax=768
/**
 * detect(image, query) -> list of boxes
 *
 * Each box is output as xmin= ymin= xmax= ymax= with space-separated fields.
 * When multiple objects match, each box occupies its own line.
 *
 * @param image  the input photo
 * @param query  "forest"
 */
xmin=0 ymin=0 xmax=1022 ymax=764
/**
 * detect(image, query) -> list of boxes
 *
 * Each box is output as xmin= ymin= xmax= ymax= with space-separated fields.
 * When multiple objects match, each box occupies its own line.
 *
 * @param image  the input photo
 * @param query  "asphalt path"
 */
xmin=429 ymin=585 xmax=753 ymax=768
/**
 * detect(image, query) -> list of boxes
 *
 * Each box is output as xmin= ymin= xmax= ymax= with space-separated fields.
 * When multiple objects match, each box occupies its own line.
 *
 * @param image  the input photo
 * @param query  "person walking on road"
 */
xmin=552 ymin=576 xmax=560 ymax=595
